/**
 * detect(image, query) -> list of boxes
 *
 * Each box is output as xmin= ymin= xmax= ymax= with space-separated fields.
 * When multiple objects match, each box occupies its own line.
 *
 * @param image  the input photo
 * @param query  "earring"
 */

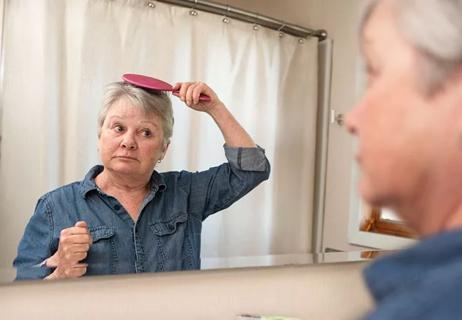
xmin=157 ymin=159 xmax=162 ymax=164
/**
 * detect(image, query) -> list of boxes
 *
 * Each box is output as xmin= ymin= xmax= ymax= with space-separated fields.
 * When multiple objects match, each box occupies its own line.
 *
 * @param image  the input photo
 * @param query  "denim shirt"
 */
xmin=363 ymin=229 xmax=462 ymax=320
xmin=14 ymin=145 xmax=270 ymax=280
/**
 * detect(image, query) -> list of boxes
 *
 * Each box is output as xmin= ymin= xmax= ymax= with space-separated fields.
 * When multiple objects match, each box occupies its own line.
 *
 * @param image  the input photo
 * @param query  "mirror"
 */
xmin=0 ymin=0 xmax=381 ymax=282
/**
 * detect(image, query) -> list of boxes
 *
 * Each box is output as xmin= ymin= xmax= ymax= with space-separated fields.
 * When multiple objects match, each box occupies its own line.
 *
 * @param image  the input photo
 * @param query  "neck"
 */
xmin=439 ymin=202 xmax=462 ymax=233
xmin=394 ymin=174 xmax=462 ymax=237
xmin=95 ymin=168 xmax=150 ymax=194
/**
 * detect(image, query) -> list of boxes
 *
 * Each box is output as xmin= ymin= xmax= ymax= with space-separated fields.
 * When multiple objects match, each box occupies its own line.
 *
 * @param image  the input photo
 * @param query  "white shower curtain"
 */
xmin=0 ymin=0 xmax=318 ymax=267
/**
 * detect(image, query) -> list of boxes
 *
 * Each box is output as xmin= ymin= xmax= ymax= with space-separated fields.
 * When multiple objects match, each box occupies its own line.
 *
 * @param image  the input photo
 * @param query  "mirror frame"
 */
xmin=360 ymin=207 xmax=415 ymax=238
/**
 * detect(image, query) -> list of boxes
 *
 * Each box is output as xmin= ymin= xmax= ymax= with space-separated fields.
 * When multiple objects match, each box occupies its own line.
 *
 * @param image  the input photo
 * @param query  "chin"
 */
xmin=359 ymin=179 xmax=385 ymax=207
xmin=109 ymin=164 xmax=139 ymax=175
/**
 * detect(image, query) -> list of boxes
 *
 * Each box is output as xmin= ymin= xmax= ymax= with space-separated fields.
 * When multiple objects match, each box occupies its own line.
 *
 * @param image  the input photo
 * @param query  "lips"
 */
xmin=114 ymin=155 xmax=138 ymax=161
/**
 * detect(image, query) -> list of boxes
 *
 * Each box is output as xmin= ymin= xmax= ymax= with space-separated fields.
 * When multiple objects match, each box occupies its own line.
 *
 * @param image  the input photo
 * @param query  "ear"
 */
xmin=160 ymin=142 xmax=170 ymax=160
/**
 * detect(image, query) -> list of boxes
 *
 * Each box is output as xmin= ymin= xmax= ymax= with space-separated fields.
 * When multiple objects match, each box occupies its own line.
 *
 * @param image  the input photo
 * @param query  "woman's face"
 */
xmin=346 ymin=1 xmax=437 ymax=212
xmin=98 ymin=98 xmax=168 ymax=180
xmin=346 ymin=1 xmax=462 ymax=234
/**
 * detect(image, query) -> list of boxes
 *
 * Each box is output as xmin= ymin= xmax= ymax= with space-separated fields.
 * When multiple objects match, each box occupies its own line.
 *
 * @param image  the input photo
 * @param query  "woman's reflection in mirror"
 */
xmin=13 ymin=79 xmax=270 ymax=280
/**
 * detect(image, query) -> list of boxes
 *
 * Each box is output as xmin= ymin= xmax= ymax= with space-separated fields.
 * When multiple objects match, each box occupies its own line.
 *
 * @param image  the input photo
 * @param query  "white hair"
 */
xmin=361 ymin=0 xmax=462 ymax=93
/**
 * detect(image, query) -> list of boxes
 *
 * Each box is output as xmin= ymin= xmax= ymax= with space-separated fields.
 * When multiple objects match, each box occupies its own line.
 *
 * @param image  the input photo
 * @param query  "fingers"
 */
xmin=71 ymin=243 xmax=91 ymax=253
xmin=60 ymin=220 xmax=92 ymax=242
xmin=60 ymin=250 xmax=88 ymax=262
xmin=185 ymin=83 xmax=196 ymax=105
xmin=68 ymin=264 xmax=88 ymax=278
xmin=74 ymin=221 xmax=88 ymax=228
xmin=59 ymin=240 xmax=90 ymax=260
xmin=54 ymin=263 xmax=88 ymax=279
xmin=192 ymin=83 xmax=205 ymax=104
xmin=177 ymin=82 xmax=190 ymax=103
xmin=70 ymin=263 xmax=88 ymax=277
xmin=175 ymin=82 xmax=217 ymax=109
xmin=172 ymin=82 xmax=181 ymax=91
xmin=61 ymin=243 xmax=90 ymax=254
xmin=57 ymin=221 xmax=92 ymax=260
xmin=60 ymin=231 xmax=92 ymax=245
xmin=51 ymin=221 xmax=93 ymax=279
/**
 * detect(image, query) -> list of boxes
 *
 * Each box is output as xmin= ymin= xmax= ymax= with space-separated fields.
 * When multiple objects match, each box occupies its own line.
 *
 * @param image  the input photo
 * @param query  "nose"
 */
xmin=345 ymin=111 xmax=357 ymax=135
xmin=345 ymin=101 xmax=362 ymax=136
xmin=121 ymin=132 xmax=137 ymax=150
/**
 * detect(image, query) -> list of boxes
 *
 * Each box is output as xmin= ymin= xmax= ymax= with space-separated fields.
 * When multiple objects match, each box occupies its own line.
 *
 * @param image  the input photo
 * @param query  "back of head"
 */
xmin=98 ymin=82 xmax=174 ymax=144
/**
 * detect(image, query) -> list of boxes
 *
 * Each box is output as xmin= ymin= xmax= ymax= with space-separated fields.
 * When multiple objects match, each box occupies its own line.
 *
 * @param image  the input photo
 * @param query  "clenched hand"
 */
xmin=45 ymin=221 xmax=92 ymax=280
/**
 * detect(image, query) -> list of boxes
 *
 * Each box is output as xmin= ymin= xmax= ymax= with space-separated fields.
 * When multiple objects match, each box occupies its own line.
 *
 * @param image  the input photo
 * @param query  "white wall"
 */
xmin=225 ymin=0 xmax=366 ymax=251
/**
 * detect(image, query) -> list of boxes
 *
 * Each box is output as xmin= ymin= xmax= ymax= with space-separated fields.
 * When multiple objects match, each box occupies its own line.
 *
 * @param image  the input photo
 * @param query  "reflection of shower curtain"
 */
xmin=0 ymin=0 xmax=318 ymax=266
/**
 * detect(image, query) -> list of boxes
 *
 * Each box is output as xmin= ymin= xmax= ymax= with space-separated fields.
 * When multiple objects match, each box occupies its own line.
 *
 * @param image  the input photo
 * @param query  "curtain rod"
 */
xmin=152 ymin=0 xmax=328 ymax=40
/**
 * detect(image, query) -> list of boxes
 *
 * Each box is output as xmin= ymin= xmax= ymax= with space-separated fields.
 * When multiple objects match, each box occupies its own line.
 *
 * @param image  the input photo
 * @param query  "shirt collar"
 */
xmin=79 ymin=165 xmax=167 ymax=198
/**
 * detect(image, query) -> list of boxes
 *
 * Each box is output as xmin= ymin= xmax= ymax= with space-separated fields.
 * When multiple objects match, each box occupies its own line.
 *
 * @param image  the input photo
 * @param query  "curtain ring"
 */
xmin=222 ymin=5 xmax=231 ymax=24
xmin=253 ymin=13 xmax=260 ymax=31
xmin=189 ymin=0 xmax=198 ymax=16
xmin=277 ymin=24 xmax=286 ymax=37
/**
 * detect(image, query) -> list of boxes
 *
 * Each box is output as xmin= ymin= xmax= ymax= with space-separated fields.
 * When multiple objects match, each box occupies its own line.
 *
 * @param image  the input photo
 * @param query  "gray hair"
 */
xmin=361 ymin=0 xmax=462 ymax=93
xmin=98 ymin=82 xmax=174 ymax=145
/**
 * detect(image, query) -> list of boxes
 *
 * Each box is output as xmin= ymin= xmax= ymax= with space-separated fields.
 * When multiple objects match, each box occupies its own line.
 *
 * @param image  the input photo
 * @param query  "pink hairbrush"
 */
xmin=122 ymin=73 xmax=211 ymax=102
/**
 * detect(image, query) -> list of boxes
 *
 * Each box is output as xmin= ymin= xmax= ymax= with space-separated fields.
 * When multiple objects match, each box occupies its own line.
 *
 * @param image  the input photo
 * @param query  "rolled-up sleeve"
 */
xmin=181 ymin=144 xmax=270 ymax=221
xmin=224 ymin=144 xmax=269 ymax=172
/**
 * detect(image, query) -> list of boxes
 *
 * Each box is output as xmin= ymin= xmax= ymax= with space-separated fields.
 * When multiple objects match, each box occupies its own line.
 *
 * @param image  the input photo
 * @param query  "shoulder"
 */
xmin=42 ymin=166 xmax=101 ymax=201
xmin=159 ymin=170 xmax=193 ymax=185
xmin=34 ymin=181 xmax=86 ymax=220
xmin=366 ymin=268 xmax=462 ymax=320
xmin=40 ymin=181 xmax=82 ymax=201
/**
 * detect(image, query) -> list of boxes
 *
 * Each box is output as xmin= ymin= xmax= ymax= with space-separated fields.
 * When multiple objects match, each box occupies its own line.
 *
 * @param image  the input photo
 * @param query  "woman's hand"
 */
xmin=45 ymin=221 xmax=92 ymax=280
xmin=172 ymin=82 xmax=223 ymax=114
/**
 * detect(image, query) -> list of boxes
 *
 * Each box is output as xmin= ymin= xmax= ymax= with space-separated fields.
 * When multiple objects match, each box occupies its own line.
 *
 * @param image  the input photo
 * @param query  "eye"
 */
xmin=365 ymin=64 xmax=379 ymax=87
xmin=113 ymin=124 xmax=124 ymax=133
xmin=141 ymin=129 xmax=152 ymax=137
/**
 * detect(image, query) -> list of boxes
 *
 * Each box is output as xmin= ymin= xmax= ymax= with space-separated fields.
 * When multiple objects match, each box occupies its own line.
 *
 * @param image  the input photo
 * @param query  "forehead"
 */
xmin=361 ymin=0 xmax=419 ymax=68
xmin=362 ymin=1 xmax=398 ymax=48
xmin=106 ymin=98 xmax=161 ymax=125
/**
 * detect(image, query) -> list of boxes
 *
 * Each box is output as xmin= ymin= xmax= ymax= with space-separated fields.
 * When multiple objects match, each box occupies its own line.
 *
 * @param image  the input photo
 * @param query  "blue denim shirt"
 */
xmin=14 ymin=145 xmax=270 ymax=280
xmin=363 ymin=229 xmax=462 ymax=320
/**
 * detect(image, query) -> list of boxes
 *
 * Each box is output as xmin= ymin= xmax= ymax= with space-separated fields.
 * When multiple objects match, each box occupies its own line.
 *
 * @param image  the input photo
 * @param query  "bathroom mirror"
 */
xmin=0 ymin=0 xmax=384 ymax=282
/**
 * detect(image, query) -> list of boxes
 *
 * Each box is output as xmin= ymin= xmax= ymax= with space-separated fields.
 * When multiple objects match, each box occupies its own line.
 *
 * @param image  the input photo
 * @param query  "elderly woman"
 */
xmin=14 ymin=80 xmax=270 ymax=280
xmin=348 ymin=0 xmax=462 ymax=319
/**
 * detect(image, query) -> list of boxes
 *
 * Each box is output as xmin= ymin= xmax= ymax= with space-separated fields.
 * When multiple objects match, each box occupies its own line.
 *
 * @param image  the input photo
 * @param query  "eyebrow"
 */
xmin=139 ymin=120 xmax=160 ymax=129
xmin=107 ymin=116 xmax=160 ymax=129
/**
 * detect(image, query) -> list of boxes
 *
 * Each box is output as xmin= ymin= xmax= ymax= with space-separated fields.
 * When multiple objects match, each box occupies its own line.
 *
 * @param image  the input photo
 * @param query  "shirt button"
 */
xmin=114 ymin=204 xmax=121 ymax=211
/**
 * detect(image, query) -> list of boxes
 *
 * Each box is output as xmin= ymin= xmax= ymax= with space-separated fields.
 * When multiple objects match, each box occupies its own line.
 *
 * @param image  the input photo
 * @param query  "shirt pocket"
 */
xmin=86 ymin=226 xmax=117 ymax=275
xmin=149 ymin=213 xmax=192 ymax=271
